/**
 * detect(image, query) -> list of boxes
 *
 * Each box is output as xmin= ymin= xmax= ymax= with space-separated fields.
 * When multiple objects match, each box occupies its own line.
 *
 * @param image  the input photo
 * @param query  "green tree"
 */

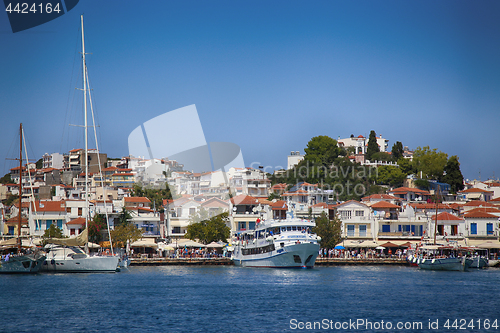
xmin=110 ymin=223 xmax=143 ymax=249
xmin=412 ymin=146 xmax=448 ymax=180
xmin=35 ymin=158 xmax=43 ymax=169
xmin=376 ymin=165 xmax=406 ymax=187
xmin=391 ymin=141 xmax=404 ymax=160
xmin=43 ymin=224 xmax=64 ymax=239
xmin=370 ymin=152 xmax=392 ymax=162
xmin=88 ymin=214 xmax=107 ymax=244
xmin=185 ymin=212 xmax=231 ymax=244
xmin=312 ymin=212 xmax=342 ymax=250
xmin=441 ymin=155 xmax=464 ymax=193
xmin=116 ymin=207 xmax=132 ymax=227
xmin=365 ymin=130 xmax=380 ymax=161
xmin=0 ymin=173 xmax=12 ymax=184
xmin=304 ymin=135 xmax=340 ymax=167
xmin=397 ymin=158 xmax=415 ymax=176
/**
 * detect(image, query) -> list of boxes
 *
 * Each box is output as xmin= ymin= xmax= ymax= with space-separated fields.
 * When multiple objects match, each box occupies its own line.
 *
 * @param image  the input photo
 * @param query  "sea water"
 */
xmin=1 ymin=266 xmax=499 ymax=333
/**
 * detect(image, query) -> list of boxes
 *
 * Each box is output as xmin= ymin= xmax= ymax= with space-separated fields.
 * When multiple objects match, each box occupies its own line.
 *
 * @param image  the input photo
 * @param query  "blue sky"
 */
xmin=1 ymin=0 xmax=499 ymax=181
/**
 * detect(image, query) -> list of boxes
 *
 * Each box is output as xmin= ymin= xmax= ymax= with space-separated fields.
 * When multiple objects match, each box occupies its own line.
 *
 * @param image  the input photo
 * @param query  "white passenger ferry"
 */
xmin=232 ymin=218 xmax=320 ymax=268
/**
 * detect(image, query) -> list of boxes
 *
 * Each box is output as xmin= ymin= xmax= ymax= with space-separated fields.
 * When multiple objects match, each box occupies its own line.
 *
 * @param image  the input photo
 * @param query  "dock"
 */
xmin=130 ymin=257 xmax=234 ymax=266
xmin=315 ymin=258 xmax=410 ymax=266
xmin=129 ymin=257 xmax=410 ymax=266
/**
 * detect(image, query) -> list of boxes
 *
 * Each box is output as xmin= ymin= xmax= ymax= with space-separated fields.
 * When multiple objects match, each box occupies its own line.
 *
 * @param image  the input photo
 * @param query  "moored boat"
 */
xmin=232 ymin=217 xmax=320 ymax=268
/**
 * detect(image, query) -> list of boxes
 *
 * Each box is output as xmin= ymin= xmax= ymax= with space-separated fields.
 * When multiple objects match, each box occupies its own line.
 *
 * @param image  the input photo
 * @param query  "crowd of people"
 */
xmin=319 ymin=248 xmax=407 ymax=259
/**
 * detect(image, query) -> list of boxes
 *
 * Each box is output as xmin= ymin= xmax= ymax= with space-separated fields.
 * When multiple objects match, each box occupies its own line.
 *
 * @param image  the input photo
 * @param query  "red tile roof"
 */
xmin=124 ymin=197 xmax=151 ymax=203
xmin=409 ymin=203 xmax=452 ymax=210
xmin=466 ymin=207 xmax=500 ymax=215
xmin=389 ymin=187 xmax=430 ymax=195
xmin=460 ymin=188 xmax=494 ymax=194
xmin=371 ymin=201 xmax=400 ymax=209
xmin=230 ymin=194 xmax=259 ymax=205
xmin=361 ymin=194 xmax=399 ymax=201
xmin=463 ymin=211 xmax=498 ymax=218
xmin=33 ymin=200 xmax=66 ymax=212
xmin=463 ymin=201 xmax=495 ymax=208
xmin=432 ymin=212 xmax=463 ymax=221
xmin=67 ymin=217 xmax=86 ymax=225
xmin=271 ymin=200 xmax=288 ymax=210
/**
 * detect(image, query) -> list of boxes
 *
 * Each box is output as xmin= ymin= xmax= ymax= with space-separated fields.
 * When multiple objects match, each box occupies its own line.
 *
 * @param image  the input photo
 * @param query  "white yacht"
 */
xmin=42 ymin=246 xmax=118 ymax=273
xmin=232 ymin=218 xmax=320 ymax=268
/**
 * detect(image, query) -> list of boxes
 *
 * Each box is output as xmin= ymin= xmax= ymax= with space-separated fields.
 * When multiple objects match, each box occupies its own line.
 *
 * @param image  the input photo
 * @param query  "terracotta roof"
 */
xmin=112 ymin=173 xmax=134 ymax=176
xmin=361 ymin=194 xmax=399 ymax=201
xmin=230 ymin=194 xmax=260 ymax=205
xmin=389 ymin=187 xmax=430 ymax=195
xmin=466 ymin=207 xmax=500 ymax=215
xmin=103 ymin=166 xmax=118 ymax=171
xmin=371 ymin=201 xmax=400 ymax=209
xmin=463 ymin=201 xmax=495 ymax=208
xmin=460 ymin=188 xmax=494 ymax=194
xmin=271 ymin=200 xmax=288 ymax=210
xmin=336 ymin=200 xmax=369 ymax=208
xmin=124 ymin=197 xmax=151 ymax=203
xmin=463 ymin=211 xmax=498 ymax=219
xmin=69 ymin=148 xmax=82 ymax=153
xmin=67 ymin=217 xmax=86 ymax=225
xmin=409 ymin=203 xmax=452 ymax=210
xmin=5 ymin=217 xmax=28 ymax=225
xmin=200 ymin=197 xmax=229 ymax=208
xmin=33 ymin=200 xmax=66 ymax=212
xmin=9 ymin=166 xmax=26 ymax=171
xmin=432 ymin=212 xmax=463 ymax=221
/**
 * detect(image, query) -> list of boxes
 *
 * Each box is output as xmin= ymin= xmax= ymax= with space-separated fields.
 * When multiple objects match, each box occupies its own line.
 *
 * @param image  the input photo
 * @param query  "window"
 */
xmin=487 ymin=223 xmax=493 ymax=235
xmin=176 ymin=208 xmax=182 ymax=217
xmin=70 ymin=229 xmax=75 ymax=236
xmin=189 ymin=208 xmax=196 ymax=216
xmin=382 ymin=225 xmax=390 ymax=233
xmin=347 ymin=225 xmax=355 ymax=237
xmin=46 ymin=220 xmax=53 ymax=230
xmin=172 ymin=227 xmax=181 ymax=234
xmin=238 ymin=222 xmax=246 ymax=231
xmin=66 ymin=207 xmax=71 ymax=213
xmin=78 ymin=208 xmax=82 ymax=216
xmin=340 ymin=210 xmax=352 ymax=219
xmin=57 ymin=220 xmax=63 ymax=229
xmin=248 ymin=221 xmax=256 ymax=230
xmin=470 ymin=223 xmax=477 ymax=235
xmin=355 ymin=210 xmax=364 ymax=217
xmin=359 ymin=225 xmax=367 ymax=237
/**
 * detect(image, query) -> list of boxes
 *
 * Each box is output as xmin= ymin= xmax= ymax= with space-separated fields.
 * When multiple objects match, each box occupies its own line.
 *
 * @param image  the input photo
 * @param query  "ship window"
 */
xmin=292 ymin=226 xmax=297 ymax=231
xmin=293 ymin=255 xmax=301 ymax=263
xmin=287 ymin=227 xmax=292 ymax=231
xmin=281 ymin=227 xmax=286 ymax=232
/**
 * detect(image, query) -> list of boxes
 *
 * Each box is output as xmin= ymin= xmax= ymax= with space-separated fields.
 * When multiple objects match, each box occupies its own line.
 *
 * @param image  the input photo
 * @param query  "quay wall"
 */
xmin=129 ymin=257 xmax=410 ymax=266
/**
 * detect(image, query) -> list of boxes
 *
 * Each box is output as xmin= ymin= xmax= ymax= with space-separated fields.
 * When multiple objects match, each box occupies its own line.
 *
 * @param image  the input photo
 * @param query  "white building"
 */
xmin=337 ymin=134 xmax=389 ymax=154
xmin=287 ymin=151 xmax=304 ymax=170
xmin=42 ymin=152 xmax=64 ymax=169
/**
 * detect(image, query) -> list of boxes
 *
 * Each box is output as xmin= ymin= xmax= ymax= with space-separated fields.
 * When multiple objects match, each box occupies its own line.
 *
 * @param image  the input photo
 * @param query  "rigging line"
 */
xmin=85 ymin=72 xmax=103 ymax=150
xmin=2 ymin=132 xmax=17 ymax=176
xmin=60 ymin=22 xmax=82 ymax=155
xmin=87 ymin=68 xmax=114 ymax=256
xmin=22 ymin=127 xmax=39 ymax=232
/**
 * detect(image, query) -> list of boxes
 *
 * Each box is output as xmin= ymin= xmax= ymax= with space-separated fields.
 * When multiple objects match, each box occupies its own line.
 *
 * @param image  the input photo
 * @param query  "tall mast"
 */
xmin=18 ymin=123 xmax=23 ymax=252
xmin=81 ymin=15 xmax=89 ymax=251
xmin=433 ymin=185 xmax=440 ymax=245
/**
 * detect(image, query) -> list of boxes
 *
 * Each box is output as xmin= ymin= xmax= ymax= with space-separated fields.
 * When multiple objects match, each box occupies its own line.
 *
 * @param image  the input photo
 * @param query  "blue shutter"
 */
xmin=382 ymin=225 xmax=390 ymax=233
xmin=471 ymin=223 xmax=477 ymax=235
xmin=487 ymin=223 xmax=493 ymax=235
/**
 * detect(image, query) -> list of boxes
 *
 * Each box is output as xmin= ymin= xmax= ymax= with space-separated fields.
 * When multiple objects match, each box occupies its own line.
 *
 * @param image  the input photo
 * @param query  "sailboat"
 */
xmin=417 ymin=186 xmax=472 ymax=271
xmin=0 ymin=124 xmax=46 ymax=274
xmin=41 ymin=15 xmax=119 ymax=273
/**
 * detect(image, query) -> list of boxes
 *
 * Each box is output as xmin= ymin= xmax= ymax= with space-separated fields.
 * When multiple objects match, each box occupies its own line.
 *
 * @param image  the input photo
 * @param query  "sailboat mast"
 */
xmin=433 ymin=185 xmax=440 ymax=245
xmin=18 ymin=123 xmax=23 ymax=252
xmin=81 ymin=15 xmax=89 ymax=250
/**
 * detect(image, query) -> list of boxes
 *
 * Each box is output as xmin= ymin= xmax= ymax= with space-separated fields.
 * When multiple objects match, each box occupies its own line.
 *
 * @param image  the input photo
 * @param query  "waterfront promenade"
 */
xmin=129 ymin=257 xmax=410 ymax=266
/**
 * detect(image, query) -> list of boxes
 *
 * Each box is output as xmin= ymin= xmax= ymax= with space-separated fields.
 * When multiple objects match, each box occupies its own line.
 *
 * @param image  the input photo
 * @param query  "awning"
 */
xmin=379 ymin=242 xmax=400 ymax=248
xmin=131 ymin=239 xmax=158 ymax=248
xmin=176 ymin=240 xmax=206 ymax=248
xmin=206 ymin=241 xmax=224 ymax=248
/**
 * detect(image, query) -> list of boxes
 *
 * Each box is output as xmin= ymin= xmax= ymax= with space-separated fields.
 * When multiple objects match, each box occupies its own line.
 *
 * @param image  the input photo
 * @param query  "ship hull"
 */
xmin=233 ymin=242 xmax=320 ymax=268
xmin=0 ymin=255 xmax=46 ymax=274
